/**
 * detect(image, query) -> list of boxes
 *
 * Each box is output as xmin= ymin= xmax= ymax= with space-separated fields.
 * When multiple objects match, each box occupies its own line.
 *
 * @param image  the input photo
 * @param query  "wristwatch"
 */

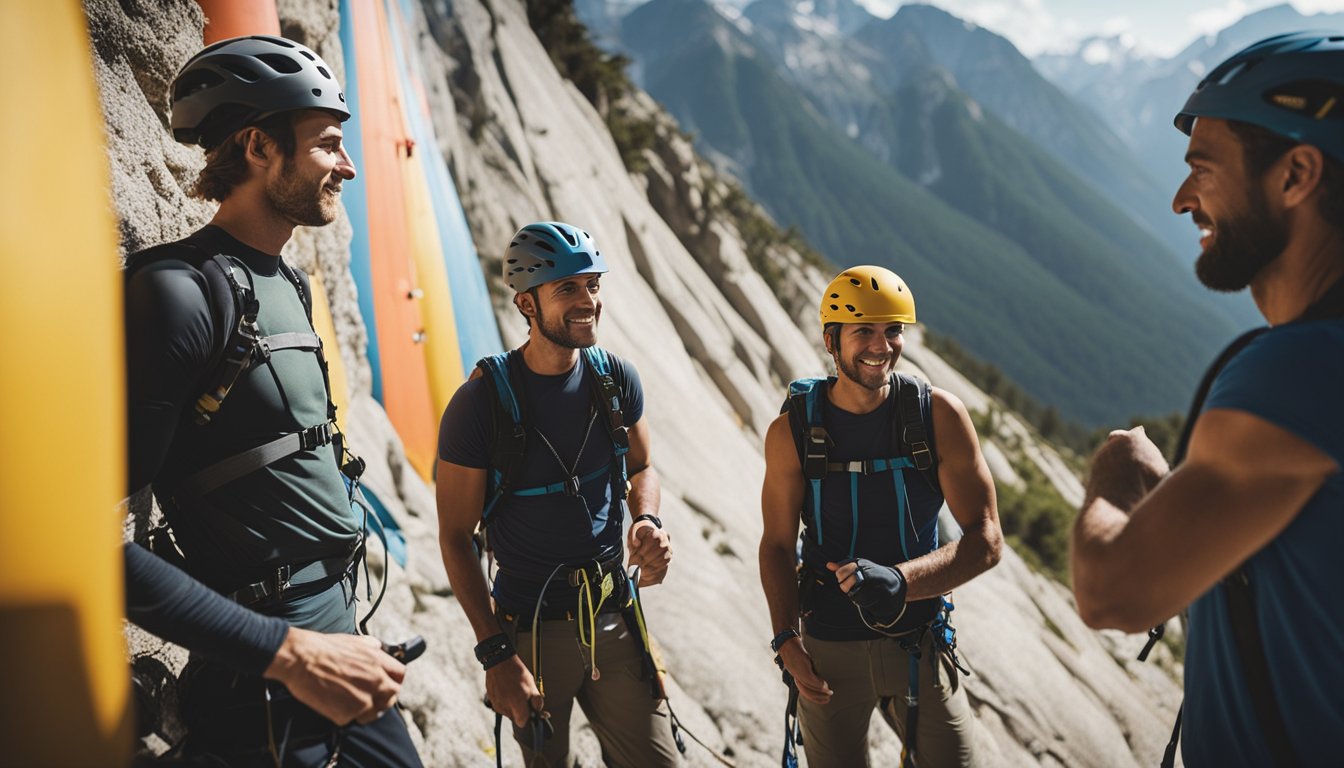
xmin=632 ymin=513 xmax=663 ymax=529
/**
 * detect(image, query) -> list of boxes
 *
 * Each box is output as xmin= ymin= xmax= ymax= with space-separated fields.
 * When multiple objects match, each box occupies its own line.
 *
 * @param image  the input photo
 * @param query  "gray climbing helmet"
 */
xmin=171 ymin=35 xmax=350 ymax=149
xmin=1175 ymin=31 xmax=1344 ymax=161
xmin=502 ymin=222 xmax=607 ymax=292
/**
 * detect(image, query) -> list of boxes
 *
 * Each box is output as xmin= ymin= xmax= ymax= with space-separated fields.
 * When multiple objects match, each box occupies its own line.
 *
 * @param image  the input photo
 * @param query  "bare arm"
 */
xmin=1072 ymin=411 xmax=1337 ymax=632
xmin=436 ymin=458 xmax=542 ymax=727
xmin=625 ymin=417 xmax=672 ymax=586
xmin=759 ymin=413 xmax=833 ymax=703
xmin=881 ymin=388 xmax=1002 ymax=600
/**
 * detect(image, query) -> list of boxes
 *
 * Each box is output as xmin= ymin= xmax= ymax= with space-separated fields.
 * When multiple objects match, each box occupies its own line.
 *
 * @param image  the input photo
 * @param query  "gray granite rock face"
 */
xmin=91 ymin=0 xmax=1180 ymax=765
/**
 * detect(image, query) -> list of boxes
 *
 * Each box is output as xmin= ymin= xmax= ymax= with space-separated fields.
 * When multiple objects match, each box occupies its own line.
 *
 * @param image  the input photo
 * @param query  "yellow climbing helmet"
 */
xmin=819 ymin=266 xmax=916 ymax=327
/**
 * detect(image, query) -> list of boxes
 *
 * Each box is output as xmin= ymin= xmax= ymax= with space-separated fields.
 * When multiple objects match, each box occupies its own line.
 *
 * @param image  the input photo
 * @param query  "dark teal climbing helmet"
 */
xmin=503 ymin=222 xmax=607 ymax=292
xmin=1175 ymin=31 xmax=1344 ymax=162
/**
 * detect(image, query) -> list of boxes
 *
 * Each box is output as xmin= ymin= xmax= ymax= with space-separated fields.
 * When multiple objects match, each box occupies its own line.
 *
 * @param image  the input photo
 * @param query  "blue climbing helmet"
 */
xmin=502 ymin=222 xmax=607 ymax=292
xmin=1174 ymin=31 xmax=1344 ymax=162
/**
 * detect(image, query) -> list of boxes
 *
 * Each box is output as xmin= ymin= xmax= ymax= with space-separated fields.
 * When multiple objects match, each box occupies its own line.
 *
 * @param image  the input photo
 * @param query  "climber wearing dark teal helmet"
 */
xmin=1074 ymin=32 xmax=1344 ymax=768
xmin=124 ymin=34 xmax=421 ymax=766
xmin=437 ymin=222 xmax=678 ymax=767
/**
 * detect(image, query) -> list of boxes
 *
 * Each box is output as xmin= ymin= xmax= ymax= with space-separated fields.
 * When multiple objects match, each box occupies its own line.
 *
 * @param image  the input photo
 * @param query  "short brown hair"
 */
xmin=1228 ymin=119 xmax=1344 ymax=227
xmin=190 ymin=112 xmax=298 ymax=203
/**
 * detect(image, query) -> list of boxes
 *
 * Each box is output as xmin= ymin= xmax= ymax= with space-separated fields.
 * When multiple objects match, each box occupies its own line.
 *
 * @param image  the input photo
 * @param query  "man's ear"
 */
xmin=1280 ymin=143 xmax=1326 ymax=209
xmin=242 ymin=128 xmax=275 ymax=168
xmin=514 ymin=291 xmax=536 ymax=318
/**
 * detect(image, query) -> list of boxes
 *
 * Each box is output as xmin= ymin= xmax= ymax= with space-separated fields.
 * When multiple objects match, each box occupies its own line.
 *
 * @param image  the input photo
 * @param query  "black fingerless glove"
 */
xmin=841 ymin=558 xmax=908 ymax=627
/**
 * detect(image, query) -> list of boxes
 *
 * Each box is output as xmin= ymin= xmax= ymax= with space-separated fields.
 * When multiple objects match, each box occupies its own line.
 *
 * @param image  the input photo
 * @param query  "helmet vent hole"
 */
xmin=830 ymin=293 xmax=839 ymax=299
xmin=256 ymin=54 xmax=302 ymax=75
xmin=830 ymin=304 xmax=839 ymax=311
xmin=300 ymin=50 xmax=316 ymax=60
xmin=534 ymin=239 xmax=556 ymax=253
xmin=311 ymin=88 xmax=322 ymax=97
xmin=173 ymin=69 xmax=224 ymax=99
xmin=338 ymin=93 xmax=345 ymax=102
xmin=558 ymin=229 xmax=578 ymax=246
xmin=507 ymin=258 xmax=518 ymax=264
xmin=854 ymin=312 xmax=864 ymax=318
xmin=317 ymin=65 xmax=331 ymax=80
xmin=219 ymin=61 xmax=261 ymax=82
xmin=266 ymin=37 xmax=296 ymax=48
xmin=897 ymin=285 xmax=903 ymax=292
xmin=871 ymin=277 xmax=879 ymax=291
xmin=845 ymin=304 xmax=856 ymax=312
xmin=545 ymin=260 xmax=556 ymax=268
xmin=849 ymin=278 xmax=862 ymax=286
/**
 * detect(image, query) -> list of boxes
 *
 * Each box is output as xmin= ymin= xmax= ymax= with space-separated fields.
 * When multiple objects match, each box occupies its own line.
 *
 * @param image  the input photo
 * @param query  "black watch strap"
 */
xmin=632 ymin=513 xmax=663 ymax=529
xmin=770 ymin=628 xmax=800 ymax=654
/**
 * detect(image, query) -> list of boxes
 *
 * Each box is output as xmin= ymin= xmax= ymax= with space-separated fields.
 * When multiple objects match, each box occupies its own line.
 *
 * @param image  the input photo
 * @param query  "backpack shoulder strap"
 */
xmin=893 ymin=373 xmax=935 ymax=473
xmin=784 ymin=377 xmax=830 ymax=545
xmin=477 ymin=349 xmax=527 ymax=521
xmin=582 ymin=347 xmax=631 ymax=500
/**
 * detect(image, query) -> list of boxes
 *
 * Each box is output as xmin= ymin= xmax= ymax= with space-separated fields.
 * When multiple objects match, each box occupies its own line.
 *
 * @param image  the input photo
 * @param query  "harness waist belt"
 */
xmin=226 ymin=546 xmax=359 ymax=607
xmin=512 ymin=462 xmax=612 ymax=498
xmin=176 ymin=421 xmax=334 ymax=498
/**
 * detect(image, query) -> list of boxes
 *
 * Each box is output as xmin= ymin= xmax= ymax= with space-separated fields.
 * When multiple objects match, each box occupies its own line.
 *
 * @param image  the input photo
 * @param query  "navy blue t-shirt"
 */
xmin=795 ymin=378 xmax=945 ymax=641
xmin=1183 ymin=319 xmax=1344 ymax=767
xmin=438 ymin=351 xmax=644 ymax=615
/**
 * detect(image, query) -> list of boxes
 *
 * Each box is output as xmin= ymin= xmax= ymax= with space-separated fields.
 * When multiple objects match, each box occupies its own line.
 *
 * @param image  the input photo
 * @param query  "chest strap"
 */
xmin=255 ymin=331 xmax=322 ymax=358
xmin=176 ymin=421 xmax=334 ymax=499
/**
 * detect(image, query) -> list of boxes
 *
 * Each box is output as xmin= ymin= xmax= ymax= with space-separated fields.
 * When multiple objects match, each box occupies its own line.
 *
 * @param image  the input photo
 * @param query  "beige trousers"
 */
xmin=501 ymin=610 xmax=679 ymax=768
xmin=798 ymin=630 xmax=978 ymax=768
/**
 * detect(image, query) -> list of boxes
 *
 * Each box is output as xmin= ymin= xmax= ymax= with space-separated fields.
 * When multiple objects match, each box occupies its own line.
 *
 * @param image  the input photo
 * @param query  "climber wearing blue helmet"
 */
xmin=437 ymin=222 xmax=678 ymax=766
xmin=1074 ymin=32 xmax=1344 ymax=767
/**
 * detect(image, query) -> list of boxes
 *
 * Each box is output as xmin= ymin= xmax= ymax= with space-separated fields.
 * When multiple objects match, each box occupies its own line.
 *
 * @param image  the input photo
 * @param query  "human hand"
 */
xmin=628 ymin=520 xmax=672 ymax=586
xmin=827 ymin=559 xmax=907 ymax=626
xmin=776 ymin=637 xmax=833 ymax=704
xmin=262 ymin=627 xmax=404 ymax=726
xmin=1084 ymin=426 xmax=1170 ymax=513
xmin=485 ymin=654 xmax=544 ymax=729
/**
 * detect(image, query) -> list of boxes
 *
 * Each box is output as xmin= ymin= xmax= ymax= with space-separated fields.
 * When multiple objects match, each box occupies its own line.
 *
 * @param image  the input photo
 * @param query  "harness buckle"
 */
xmin=611 ymin=424 xmax=630 ymax=452
xmin=563 ymin=474 xmax=581 ymax=497
xmin=804 ymin=427 xmax=829 ymax=478
xmin=908 ymin=441 xmax=933 ymax=471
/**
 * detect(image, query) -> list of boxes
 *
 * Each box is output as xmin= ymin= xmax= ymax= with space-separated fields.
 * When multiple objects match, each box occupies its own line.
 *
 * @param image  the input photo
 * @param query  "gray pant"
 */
xmin=798 ymin=630 xmax=978 ymax=768
xmin=501 ymin=610 xmax=679 ymax=768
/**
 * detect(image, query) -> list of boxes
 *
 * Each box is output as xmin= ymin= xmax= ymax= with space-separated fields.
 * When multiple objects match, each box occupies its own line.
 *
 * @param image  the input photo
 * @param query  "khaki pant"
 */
xmin=501 ymin=610 xmax=679 ymax=768
xmin=798 ymin=630 xmax=978 ymax=768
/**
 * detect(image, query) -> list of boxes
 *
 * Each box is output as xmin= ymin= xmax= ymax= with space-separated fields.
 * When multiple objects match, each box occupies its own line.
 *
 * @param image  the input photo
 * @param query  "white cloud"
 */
xmin=1292 ymin=0 xmax=1344 ymax=12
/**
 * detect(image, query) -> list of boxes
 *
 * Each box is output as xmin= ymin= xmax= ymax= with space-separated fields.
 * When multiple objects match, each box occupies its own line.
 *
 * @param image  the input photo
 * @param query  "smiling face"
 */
xmin=1172 ymin=117 xmax=1288 ymax=292
xmin=527 ymin=274 xmax=602 ymax=349
xmin=264 ymin=110 xmax=356 ymax=227
xmin=828 ymin=322 xmax=904 ymax=391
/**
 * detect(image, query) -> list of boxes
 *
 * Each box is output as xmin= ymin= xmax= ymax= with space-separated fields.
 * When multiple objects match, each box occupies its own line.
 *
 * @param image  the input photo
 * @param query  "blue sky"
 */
xmin=852 ymin=0 xmax=1344 ymax=56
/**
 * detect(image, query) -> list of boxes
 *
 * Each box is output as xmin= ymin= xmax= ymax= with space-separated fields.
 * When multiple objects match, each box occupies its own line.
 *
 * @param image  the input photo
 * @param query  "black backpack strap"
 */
xmin=893 ymin=373 xmax=933 ymax=471
xmin=582 ymin=347 xmax=631 ymax=500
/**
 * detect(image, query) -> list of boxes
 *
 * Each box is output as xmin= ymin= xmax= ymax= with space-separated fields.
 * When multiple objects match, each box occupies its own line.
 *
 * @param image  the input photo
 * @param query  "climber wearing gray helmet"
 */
xmin=437 ymin=222 xmax=679 ymax=767
xmin=1074 ymin=32 xmax=1344 ymax=767
xmin=124 ymin=35 xmax=421 ymax=766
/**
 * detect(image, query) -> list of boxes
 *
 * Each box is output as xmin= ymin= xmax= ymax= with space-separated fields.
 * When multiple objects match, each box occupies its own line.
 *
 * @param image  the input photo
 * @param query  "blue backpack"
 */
xmin=475 ymin=346 xmax=631 ymax=522
xmin=782 ymin=372 xmax=941 ymax=561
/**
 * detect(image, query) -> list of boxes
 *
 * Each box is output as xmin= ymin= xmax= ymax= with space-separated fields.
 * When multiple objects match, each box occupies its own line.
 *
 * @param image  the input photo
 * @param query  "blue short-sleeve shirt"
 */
xmin=1183 ymin=319 xmax=1344 ymax=767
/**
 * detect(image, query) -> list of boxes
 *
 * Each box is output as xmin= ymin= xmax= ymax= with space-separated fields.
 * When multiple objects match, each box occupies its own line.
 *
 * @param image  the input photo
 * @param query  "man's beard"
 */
xmin=536 ymin=299 xmax=599 ymax=349
xmin=1194 ymin=185 xmax=1287 ymax=292
xmin=267 ymin=157 xmax=341 ymax=227
xmin=834 ymin=341 xmax=892 ymax=391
